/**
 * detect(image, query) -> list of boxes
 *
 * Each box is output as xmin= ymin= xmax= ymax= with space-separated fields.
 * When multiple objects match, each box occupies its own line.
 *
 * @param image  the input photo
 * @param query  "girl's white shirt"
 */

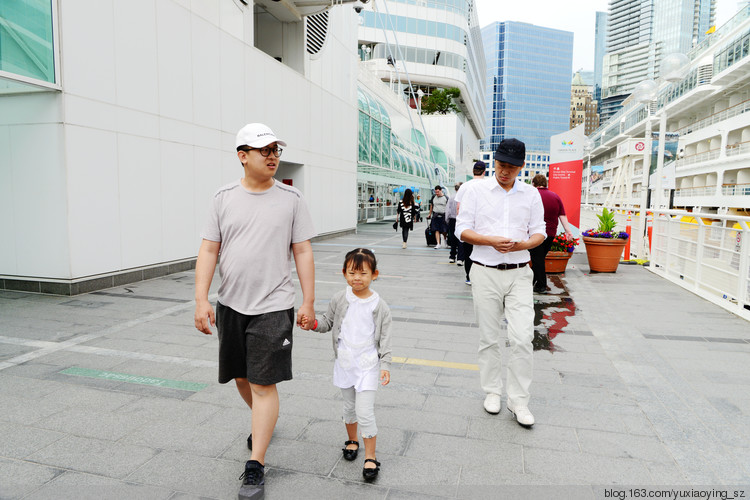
xmin=333 ymin=286 xmax=381 ymax=391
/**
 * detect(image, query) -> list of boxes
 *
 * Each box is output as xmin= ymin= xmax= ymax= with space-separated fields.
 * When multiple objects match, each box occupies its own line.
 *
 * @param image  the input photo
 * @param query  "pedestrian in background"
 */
xmin=194 ymin=123 xmax=317 ymax=488
xmin=396 ymin=188 xmax=419 ymax=249
xmin=305 ymin=248 xmax=392 ymax=482
xmin=530 ymin=174 xmax=574 ymax=294
xmin=428 ymin=185 xmax=449 ymax=248
xmin=455 ymin=160 xmax=488 ymax=284
xmin=446 ymin=183 xmax=462 ymax=263
xmin=456 ymin=139 xmax=545 ymax=427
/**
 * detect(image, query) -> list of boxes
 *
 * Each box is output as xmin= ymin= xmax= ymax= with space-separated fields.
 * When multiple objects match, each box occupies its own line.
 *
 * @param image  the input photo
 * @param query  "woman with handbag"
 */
xmin=396 ymin=189 xmax=418 ymax=249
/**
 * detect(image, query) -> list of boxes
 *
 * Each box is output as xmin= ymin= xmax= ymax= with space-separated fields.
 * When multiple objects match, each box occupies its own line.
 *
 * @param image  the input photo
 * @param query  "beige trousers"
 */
xmin=470 ymin=264 xmax=534 ymax=407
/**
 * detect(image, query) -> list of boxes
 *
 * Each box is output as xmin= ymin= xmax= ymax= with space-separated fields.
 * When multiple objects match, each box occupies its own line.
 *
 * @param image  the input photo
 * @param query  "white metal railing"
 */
xmin=674 ymin=185 xmax=718 ymax=197
xmin=725 ymin=141 xmax=750 ymax=157
xmin=674 ymin=99 xmax=750 ymax=136
xmin=357 ymin=202 xmax=398 ymax=222
xmin=581 ymin=205 xmax=750 ymax=321
xmin=675 ymin=149 xmax=721 ymax=167
xmin=723 ymin=183 xmax=750 ymax=196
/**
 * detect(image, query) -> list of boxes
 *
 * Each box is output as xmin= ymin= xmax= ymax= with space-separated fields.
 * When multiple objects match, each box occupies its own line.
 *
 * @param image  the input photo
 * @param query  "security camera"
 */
xmin=354 ymin=5 xmax=363 ymax=13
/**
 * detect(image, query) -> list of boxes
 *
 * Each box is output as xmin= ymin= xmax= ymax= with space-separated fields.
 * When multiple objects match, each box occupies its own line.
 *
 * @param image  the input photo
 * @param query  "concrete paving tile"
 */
xmin=279 ymin=393 xmax=341 ymax=421
xmin=280 ymin=377 xmax=341 ymax=399
xmin=329 ymin=451 xmax=461 ymax=497
xmin=41 ymin=382 xmax=140 ymax=411
xmin=422 ymin=394 xmax=485 ymax=417
xmin=0 ymin=421 xmax=65 ymax=459
xmin=0 ymin=373 xmax=61 ymax=399
xmin=23 ymin=471 xmax=175 ymax=500
xmin=523 ymin=448 xmax=654 ymax=484
xmin=377 ymin=387 xmax=427 ymax=410
xmin=27 ymin=435 xmax=157 ymax=479
xmin=36 ymin=406 xmax=149 ymax=442
xmin=264 ymin=468 xmax=389 ymax=500
xmin=0 ymin=457 xmax=62 ymax=499
xmin=576 ymin=429 xmax=675 ymax=463
xmin=122 ymin=419 xmax=242 ymax=457
xmin=0 ymin=393 xmax=66 ymax=425
xmin=467 ymin=417 xmax=581 ymax=453
xmin=388 ymin=366 xmax=438 ymax=387
xmin=115 ymin=396 xmax=223 ymax=427
xmin=405 ymin=432 xmax=523 ymax=470
xmin=261 ymin=437 xmax=342 ymax=475
xmin=377 ymin=407 xmax=468 ymax=436
xmin=125 ymin=451 xmax=242 ymax=499
xmin=643 ymin=461 xmax=691 ymax=484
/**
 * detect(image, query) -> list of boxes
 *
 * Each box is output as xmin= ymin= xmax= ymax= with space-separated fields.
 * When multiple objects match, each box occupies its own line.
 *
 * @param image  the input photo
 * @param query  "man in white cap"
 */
xmin=194 ymin=123 xmax=316 ymax=488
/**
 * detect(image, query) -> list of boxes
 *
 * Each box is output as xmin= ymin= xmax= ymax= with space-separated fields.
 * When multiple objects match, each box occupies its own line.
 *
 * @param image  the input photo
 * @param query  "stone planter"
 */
xmin=544 ymin=251 xmax=572 ymax=273
xmin=582 ymin=236 xmax=628 ymax=273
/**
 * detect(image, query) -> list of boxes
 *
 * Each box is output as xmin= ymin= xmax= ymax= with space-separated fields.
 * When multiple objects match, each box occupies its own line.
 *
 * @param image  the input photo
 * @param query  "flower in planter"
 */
xmin=550 ymin=233 xmax=579 ymax=252
xmin=582 ymin=208 xmax=629 ymax=239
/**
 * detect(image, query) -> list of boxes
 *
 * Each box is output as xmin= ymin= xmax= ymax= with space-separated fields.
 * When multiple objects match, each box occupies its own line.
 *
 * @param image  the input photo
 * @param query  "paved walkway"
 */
xmin=1 ymin=221 xmax=749 ymax=499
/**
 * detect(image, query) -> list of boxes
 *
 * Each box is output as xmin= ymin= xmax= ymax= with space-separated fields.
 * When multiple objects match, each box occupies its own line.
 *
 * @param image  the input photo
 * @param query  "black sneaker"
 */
xmin=239 ymin=460 xmax=265 ymax=486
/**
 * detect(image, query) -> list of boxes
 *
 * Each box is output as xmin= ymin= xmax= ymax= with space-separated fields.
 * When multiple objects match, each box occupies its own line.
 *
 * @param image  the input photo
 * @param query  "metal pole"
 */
xmin=639 ymin=105 xmax=652 ymax=258
xmin=654 ymin=112 xmax=667 ymax=209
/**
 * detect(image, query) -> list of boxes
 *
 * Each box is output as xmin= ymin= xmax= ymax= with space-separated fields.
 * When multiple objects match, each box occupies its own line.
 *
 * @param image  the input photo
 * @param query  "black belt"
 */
xmin=474 ymin=261 xmax=527 ymax=270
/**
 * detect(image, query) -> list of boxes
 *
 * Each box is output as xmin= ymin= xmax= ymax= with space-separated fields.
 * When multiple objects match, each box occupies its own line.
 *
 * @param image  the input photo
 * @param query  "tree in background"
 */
xmin=420 ymin=88 xmax=461 ymax=115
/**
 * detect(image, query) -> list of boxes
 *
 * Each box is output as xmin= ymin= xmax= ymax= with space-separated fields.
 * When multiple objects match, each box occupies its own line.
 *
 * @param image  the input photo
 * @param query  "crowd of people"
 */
xmin=194 ymin=123 xmax=570 ymax=493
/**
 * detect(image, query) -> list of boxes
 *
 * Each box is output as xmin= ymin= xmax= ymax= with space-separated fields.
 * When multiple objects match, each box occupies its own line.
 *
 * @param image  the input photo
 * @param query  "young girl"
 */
xmin=306 ymin=248 xmax=392 ymax=481
xmin=397 ymin=189 xmax=419 ymax=249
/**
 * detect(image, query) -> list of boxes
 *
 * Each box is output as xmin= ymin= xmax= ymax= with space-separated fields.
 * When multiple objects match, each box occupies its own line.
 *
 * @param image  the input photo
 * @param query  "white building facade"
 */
xmin=0 ymin=0 xmax=363 ymax=294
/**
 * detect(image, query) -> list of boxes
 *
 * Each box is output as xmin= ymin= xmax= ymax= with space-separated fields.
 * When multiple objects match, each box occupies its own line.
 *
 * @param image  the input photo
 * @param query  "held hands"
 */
xmin=488 ymin=235 xmax=522 ymax=253
xmin=380 ymin=370 xmax=390 ymax=386
xmin=297 ymin=312 xmax=317 ymax=331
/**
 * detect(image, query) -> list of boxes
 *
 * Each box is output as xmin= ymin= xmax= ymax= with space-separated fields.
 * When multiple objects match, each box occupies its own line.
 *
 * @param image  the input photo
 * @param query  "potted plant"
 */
xmin=582 ymin=208 xmax=630 ymax=272
xmin=545 ymin=233 xmax=579 ymax=273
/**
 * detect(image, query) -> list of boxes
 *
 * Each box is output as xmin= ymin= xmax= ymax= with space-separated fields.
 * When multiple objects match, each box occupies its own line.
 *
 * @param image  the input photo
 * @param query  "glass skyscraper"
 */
xmin=481 ymin=21 xmax=573 ymax=157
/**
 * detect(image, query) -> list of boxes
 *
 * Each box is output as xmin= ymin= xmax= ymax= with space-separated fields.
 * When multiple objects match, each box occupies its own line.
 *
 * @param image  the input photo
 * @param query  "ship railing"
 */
xmin=722 ymin=183 xmax=750 ymax=196
xmin=674 ymin=99 xmax=750 ymax=136
xmin=581 ymin=205 xmax=750 ymax=321
xmin=674 ymin=185 xmax=718 ymax=197
xmin=675 ymin=149 xmax=720 ymax=167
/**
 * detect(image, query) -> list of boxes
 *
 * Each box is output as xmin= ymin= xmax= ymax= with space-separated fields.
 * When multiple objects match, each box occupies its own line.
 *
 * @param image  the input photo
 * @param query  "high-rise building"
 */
xmin=480 ymin=21 xmax=573 ymax=180
xmin=593 ymin=11 xmax=608 ymax=122
xmin=570 ymin=72 xmax=599 ymax=136
xmin=601 ymin=0 xmax=716 ymax=121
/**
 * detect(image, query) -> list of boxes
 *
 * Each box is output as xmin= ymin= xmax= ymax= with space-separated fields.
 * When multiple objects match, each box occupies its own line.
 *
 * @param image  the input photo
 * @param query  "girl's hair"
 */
xmin=343 ymin=248 xmax=377 ymax=273
xmin=402 ymin=188 xmax=414 ymax=207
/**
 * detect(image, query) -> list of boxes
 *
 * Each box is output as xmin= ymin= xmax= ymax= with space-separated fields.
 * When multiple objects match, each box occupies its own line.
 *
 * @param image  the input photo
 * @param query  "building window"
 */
xmin=0 ymin=0 xmax=57 ymax=86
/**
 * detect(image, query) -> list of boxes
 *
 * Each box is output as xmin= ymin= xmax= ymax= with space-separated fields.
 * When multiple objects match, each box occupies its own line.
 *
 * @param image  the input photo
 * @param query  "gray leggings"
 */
xmin=341 ymin=387 xmax=377 ymax=438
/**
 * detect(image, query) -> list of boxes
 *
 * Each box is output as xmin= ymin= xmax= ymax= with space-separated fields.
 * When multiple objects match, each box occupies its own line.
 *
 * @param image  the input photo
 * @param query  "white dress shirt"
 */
xmin=455 ymin=177 xmax=546 ymax=265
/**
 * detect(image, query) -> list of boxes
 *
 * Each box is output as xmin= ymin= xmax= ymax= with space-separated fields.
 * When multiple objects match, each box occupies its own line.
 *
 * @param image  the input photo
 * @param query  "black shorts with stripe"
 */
xmin=216 ymin=302 xmax=294 ymax=385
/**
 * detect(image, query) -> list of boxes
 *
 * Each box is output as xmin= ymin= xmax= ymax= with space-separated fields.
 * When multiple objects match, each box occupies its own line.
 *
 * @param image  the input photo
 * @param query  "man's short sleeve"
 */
xmin=292 ymin=196 xmax=316 ymax=243
xmin=200 ymin=195 xmax=221 ymax=242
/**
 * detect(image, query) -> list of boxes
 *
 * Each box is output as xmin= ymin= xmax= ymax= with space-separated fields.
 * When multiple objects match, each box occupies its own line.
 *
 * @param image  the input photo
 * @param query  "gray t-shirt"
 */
xmin=201 ymin=179 xmax=316 ymax=315
xmin=432 ymin=194 xmax=448 ymax=215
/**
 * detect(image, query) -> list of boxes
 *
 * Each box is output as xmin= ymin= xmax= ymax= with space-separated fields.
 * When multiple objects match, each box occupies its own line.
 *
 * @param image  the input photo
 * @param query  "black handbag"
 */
xmin=393 ymin=220 xmax=398 ymax=230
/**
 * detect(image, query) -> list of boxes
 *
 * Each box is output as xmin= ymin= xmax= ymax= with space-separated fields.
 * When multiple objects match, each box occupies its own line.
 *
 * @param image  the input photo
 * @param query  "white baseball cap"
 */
xmin=235 ymin=123 xmax=287 ymax=149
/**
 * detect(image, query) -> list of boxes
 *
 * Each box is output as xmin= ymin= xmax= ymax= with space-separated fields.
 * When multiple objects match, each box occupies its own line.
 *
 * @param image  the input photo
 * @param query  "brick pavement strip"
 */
xmin=0 ymin=221 xmax=749 ymax=499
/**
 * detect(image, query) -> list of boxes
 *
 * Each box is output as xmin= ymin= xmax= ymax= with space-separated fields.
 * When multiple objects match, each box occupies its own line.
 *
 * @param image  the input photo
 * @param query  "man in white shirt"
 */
xmin=455 ymin=138 xmax=545 ymax=427
xmin=455 ymin=160 xmax=488 ymax=283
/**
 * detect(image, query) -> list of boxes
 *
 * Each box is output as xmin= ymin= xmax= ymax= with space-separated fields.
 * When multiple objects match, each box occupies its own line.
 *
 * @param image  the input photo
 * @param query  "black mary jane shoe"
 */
xmin=362 ymin=458 xmax=380 ymax=481
xmin=342 ymin=440 xmax=359 ymax=461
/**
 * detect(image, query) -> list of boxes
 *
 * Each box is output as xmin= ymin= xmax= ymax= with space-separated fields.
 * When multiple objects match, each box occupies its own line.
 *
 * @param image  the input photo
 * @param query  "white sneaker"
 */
xmin=402 ymin=242 xmax=407 ymax=249
xmin=456 ymin=260 xmax=463 ymax=266
xmin=507 ymin=402 xmax=534 ymax=427
xmin=434 ymin=244 xmax=441 ymax=249
xmin=483 ymin=394 xmax=501 ymax=414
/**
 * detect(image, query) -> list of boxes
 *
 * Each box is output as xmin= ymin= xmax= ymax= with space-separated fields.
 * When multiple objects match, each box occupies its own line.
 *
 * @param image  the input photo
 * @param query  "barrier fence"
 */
xmin=581 ymin=205 xmax=750 ymax=321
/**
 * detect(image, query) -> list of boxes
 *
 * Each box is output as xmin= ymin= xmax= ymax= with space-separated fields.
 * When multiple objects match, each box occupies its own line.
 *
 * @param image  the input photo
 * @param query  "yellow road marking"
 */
xmin=391 ymin=356 xmax=478 ymax=371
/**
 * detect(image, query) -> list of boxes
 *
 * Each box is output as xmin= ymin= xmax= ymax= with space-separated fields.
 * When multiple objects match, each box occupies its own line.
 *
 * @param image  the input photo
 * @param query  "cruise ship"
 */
xmin=585 ymin=6 xmax=750 ymax=320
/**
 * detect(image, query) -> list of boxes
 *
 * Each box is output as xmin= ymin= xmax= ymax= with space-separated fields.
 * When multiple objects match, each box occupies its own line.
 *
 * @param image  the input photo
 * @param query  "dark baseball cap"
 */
xmin=473 ymin=160 xmax=486 ymax=172
xmin=494 ymin=138 xmax=526 ymax=167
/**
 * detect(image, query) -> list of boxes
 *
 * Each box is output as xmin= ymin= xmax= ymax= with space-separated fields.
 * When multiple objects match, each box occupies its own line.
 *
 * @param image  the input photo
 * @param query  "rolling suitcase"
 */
xmin=425 ymin=226 xmax=437 ymax=246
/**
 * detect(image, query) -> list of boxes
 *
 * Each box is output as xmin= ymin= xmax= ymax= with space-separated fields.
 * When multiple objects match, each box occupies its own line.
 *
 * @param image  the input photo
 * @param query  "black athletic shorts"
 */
xmin=216 ymin=302 xmax=294 ymax=385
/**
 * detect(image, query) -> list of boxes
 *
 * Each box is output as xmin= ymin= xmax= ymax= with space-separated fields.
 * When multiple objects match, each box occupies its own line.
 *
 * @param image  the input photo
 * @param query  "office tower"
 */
xmin=601 ymin=0 xmax=716 ymax=121
xmin=480 ymin=21 xmax=573 ymax=178
xmin=594 ymin=11 xmax=608 ymax=123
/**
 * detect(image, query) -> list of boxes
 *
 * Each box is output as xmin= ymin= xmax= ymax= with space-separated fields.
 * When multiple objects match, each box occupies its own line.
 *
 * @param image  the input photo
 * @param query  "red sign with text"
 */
xmin=548 ymin=159 xmax=583 ymax=228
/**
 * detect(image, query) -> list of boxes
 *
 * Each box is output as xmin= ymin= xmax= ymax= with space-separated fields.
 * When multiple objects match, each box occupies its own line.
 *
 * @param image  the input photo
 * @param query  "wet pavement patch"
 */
xmin=532 ymin=275 xmax=577 ymax=352
xmin=60 ymin=366 xmax=208 ymax=392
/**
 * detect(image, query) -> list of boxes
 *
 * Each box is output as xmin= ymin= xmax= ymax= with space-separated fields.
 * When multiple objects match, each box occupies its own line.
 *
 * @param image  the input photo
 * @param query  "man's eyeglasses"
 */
xmin=241 ymin=146 xmax=283 ymax=158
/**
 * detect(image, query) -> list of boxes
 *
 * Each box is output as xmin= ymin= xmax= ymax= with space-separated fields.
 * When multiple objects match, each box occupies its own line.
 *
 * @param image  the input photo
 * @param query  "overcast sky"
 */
xmin=474 ymin=0 xmax=739 ymax=73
